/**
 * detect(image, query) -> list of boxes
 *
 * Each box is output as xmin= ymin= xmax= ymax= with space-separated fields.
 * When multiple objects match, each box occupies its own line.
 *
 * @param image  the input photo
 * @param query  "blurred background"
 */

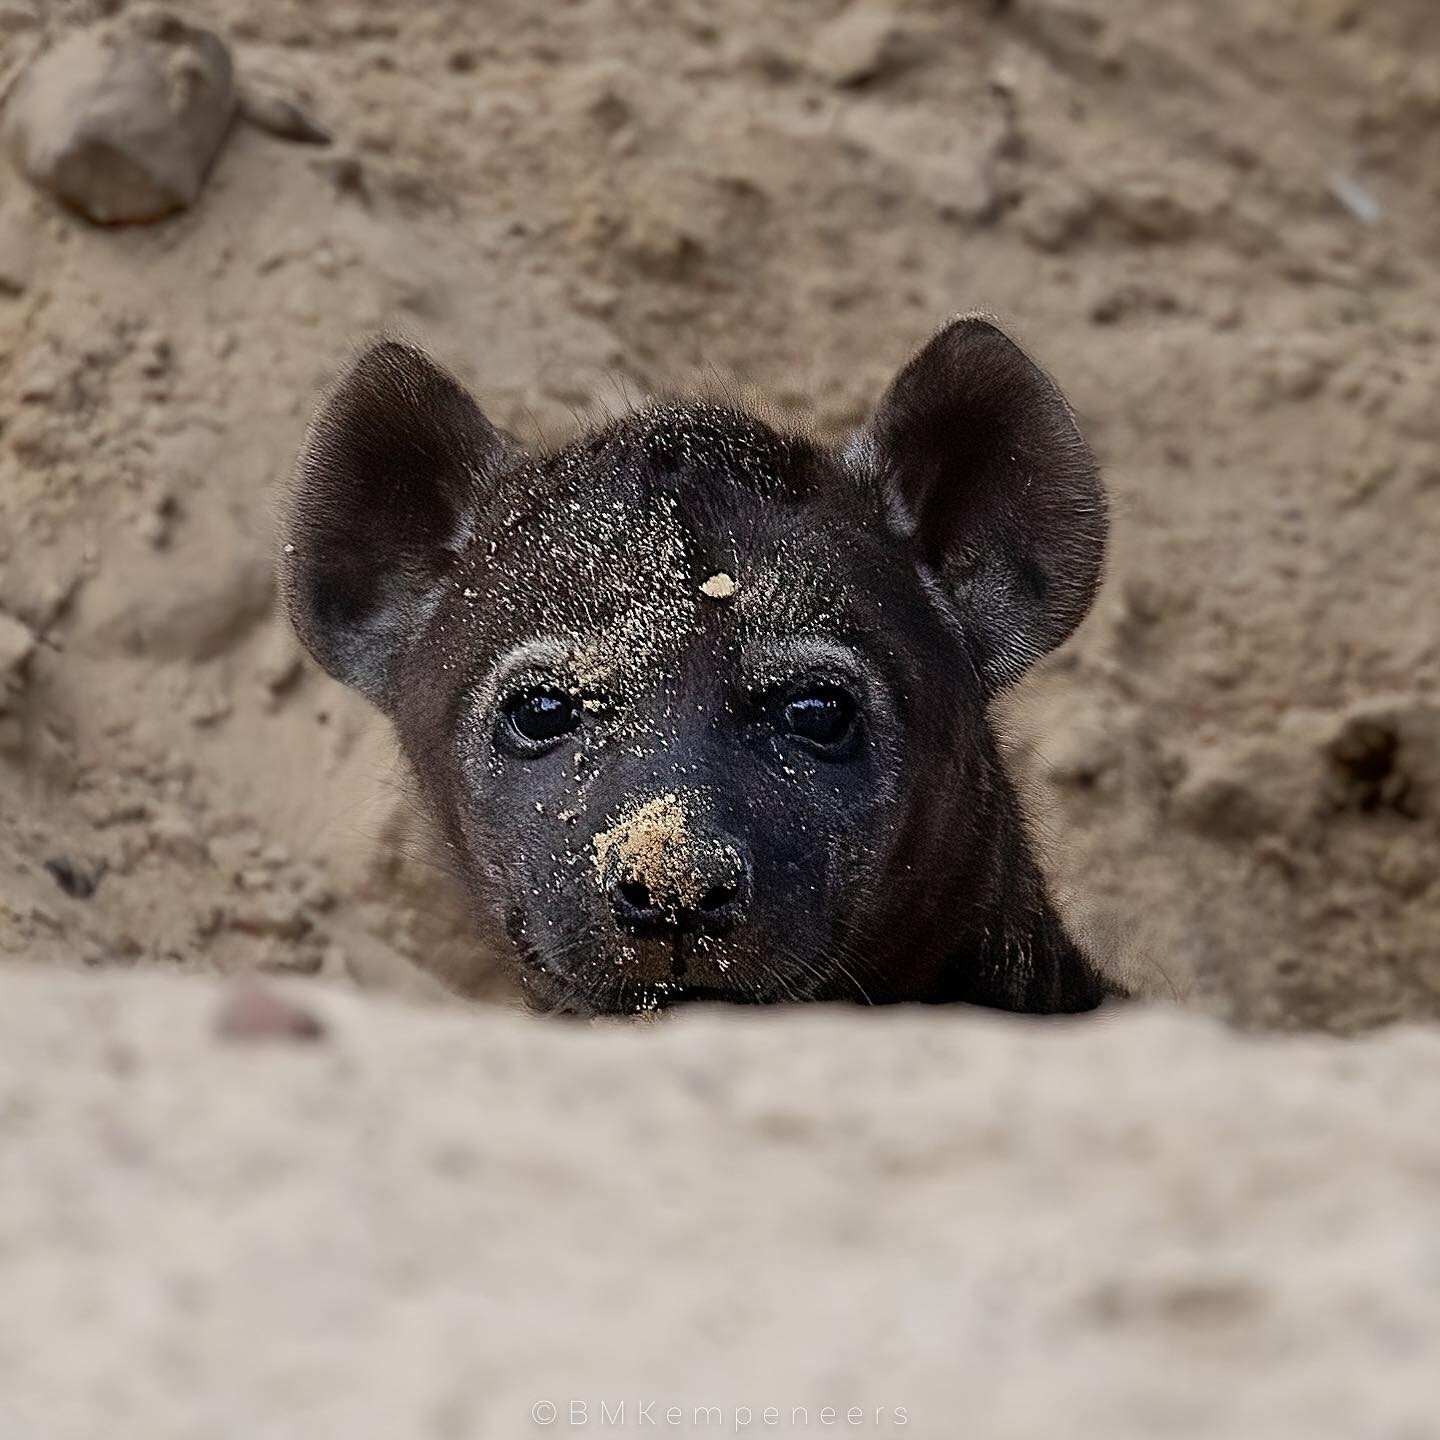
xmin=2 ymin=0 xmax=1438 ymax=1033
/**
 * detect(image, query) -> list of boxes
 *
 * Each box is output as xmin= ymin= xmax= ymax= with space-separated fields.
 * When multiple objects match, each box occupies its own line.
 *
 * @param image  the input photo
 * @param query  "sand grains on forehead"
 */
xmin=592 ymin=792 xmax=713 ymax=908
xmin=700 ymin=572 xmax=738 ymax=601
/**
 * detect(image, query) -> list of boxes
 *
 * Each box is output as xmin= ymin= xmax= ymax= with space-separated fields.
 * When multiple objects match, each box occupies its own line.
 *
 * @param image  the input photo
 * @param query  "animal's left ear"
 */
xmin=851 ymin=316 xmax=1106 ymax=693
xmin=282 ymin=340 xmax=508 ymax=709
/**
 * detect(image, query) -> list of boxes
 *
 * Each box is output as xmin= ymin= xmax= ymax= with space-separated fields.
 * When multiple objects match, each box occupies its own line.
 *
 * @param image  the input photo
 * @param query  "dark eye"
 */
xmin=779 ymin=687 xmax=859 ymax=755
xmin=502 ymin=689 xmax=582 ymax=752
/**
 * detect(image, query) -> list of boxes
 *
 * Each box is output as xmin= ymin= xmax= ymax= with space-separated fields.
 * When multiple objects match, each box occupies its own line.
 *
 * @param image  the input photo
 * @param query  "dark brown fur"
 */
xmin=283 ymin=317 xmax=1113 ymax=1016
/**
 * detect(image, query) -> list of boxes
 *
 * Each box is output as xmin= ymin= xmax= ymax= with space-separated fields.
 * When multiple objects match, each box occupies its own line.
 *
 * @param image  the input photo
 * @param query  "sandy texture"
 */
xmin=2 ymin=0 xmax=1438 ymax=1029
xmin=1 ymin=967 xmax=1439 ymax=1437
xmin=5 ymin=5 xmax=1440 ymax=1423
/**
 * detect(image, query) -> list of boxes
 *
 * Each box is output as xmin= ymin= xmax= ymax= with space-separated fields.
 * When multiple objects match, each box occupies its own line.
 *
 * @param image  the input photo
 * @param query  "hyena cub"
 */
xmin=283 ymin=317 xmax=1113 ymax=1016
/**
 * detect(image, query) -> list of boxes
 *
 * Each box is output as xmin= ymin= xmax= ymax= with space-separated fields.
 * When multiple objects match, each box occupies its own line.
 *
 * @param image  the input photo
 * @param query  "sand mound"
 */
xmin=2 ymin=966 xmax=1438 ymax=1436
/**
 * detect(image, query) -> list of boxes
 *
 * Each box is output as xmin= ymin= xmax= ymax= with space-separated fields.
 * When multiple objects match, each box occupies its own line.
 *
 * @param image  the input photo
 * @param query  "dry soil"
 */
xmin=2 ymin=0 xmax=1440 ymax=1429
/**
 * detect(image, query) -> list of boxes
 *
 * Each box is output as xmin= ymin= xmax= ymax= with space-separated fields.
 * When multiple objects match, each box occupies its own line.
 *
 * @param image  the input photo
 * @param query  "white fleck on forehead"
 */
xmin=700 ymin=572 xmax=738 ymax=601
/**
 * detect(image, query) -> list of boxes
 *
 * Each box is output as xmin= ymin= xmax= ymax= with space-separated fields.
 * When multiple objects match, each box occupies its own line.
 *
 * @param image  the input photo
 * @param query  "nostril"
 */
xmin=698 ymin=882 xmax=737 ymax=914
xmin=609 ymin=853 xmax=749 ymax=936
xmin=617 ymin=880 xmax=654 ymax=916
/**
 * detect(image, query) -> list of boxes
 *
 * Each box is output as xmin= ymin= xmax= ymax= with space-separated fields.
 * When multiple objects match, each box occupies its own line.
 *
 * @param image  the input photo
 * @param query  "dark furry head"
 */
xmin=284 ymin=317 xmax=1111 ymax=1015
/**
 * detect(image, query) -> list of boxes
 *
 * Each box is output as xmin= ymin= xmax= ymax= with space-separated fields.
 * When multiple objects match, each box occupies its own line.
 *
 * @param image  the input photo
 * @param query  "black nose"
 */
xmin=607 ymin=851 xmax=751 ymax=937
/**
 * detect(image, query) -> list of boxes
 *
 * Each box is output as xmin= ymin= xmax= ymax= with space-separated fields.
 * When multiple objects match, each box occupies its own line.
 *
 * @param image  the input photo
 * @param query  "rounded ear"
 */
xmin=282 ymin=340 xmax=509 ymax=707
xmin=851 ymin=316 xmax=1107 ymax=693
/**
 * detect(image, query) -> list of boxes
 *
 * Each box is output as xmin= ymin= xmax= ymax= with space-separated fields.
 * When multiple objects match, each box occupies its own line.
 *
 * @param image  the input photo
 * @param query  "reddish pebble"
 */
xmin=215 ymin=977 xmax=326 ymax=1043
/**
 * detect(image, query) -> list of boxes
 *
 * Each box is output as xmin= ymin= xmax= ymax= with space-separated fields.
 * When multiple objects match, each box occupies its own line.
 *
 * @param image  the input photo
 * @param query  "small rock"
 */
xmin=1250 ymin=340 xmax=1335 ymax=406
xmin=43 ymin=853 xmax=105 ymax=899
xmin=0 ymin=204 xmax=35 ymax=295
xmin=1044 ymin=714 xmax=1121 ymax=791
xmin=258 ymin=945 xmax=324 ymax=976
xmin=1102 ymin=175 xmax=1205 ymax=244
xmin=0 ymin=609 xmax=36 ymax=711
xmin=1327 ymin=169 xmax=1381 ymax=226
xmin=214 ymin=976 xmax=326 ymax=1043
xmin=192 ymin=905 xmax=226 ymax=944
xmin=82 ymin=795 xmax=149 ymax=829
xmin=81 ymin=940 xmax=138 ymax=969
xmin=1376 ymin=845 xmax=1431 ymax=899
xmin=811 ymin=2 xmax=922 ymax=87
xmin=13 ymin=351 xmax=67 ymax=405
xmin=1015 ymin=178 xmax=1095 ymax=254
xmin=0 ymin=609 xmax=36 ymax=670
xmin=312 ymin=153 xmax=368 ymax=202
xmin=134 ymin=509 xmax=170 ymax=548
xmin=3 ymin=12 xmax=236 ymax=224
xmin=1171 ymin=741 xmax=1290 ymax=841
xmin=293 ymin=867 xmax=335 ymax=913
xmin=619 ymin=200 xmax=703 ymax=281
xmin=29 ymin=901 xmax=61 ymax=931
xmin=134 ymin=489 xmax=178 ymax=548
xmin=186 ymin=687 xmax=233 ymax=728
xmin=136 ymin=330 xmax=173 ymax=378
xmin=2 ymin=560 xmax=84 ymax=634
xmin=226 ymin=894 xmax=313 ymax=942
xmin=1319 ymin=698 xmax=1438 ymax=818
xmin=147 ymin=808 xmax=210 ymax=863
xmin=240 ymin=87 xmax=331 ymax=145
xmin=255 ymin=621 xmax=305 ymax=706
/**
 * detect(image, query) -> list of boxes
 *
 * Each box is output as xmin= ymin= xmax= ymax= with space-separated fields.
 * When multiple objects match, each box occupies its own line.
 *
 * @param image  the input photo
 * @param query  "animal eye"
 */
xmin=779 ymin=687 xmax=859 ymax=754
xmin=503 ymin=689 xmax=582 ymax=751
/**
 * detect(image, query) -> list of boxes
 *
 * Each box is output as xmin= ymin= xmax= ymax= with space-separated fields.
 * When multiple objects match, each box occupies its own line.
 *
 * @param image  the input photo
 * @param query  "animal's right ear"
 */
xmin=850 ymin=317 xmax=1106 ymax=695
xmin=282 ymin=340 xmax=508 ymax=708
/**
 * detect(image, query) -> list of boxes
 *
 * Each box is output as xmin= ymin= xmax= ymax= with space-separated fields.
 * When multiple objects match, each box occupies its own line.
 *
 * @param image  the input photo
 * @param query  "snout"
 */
xmin=603 ymin=837 xmax=752 ymax=938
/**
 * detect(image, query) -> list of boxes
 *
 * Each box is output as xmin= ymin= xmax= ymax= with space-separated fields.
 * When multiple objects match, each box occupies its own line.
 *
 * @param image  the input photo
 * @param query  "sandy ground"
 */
xmin=2 ymin=0 xmax=1440 ymax=1428
xmin=5 ymin=968 xmax=1440 ymax=1438
xmin=4 ymin=0 xmax=1440 ymax=1030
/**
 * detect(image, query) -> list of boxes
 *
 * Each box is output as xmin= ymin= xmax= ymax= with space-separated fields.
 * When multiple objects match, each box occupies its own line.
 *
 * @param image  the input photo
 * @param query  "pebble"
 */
xmin=240 ymin=87 xmax=332 ymax=146
xmin=1171 ymin=745 xmax=1286 ymax=841
xmin=1327 ymin=170 xmax=1382 ymax=226
xmin=0 ymin=609 xmax=36 ymax=711
xmin=214 ymin=977 xmax=326 ymax=1044
xmin=312 ymin=154 xmax=368 ymax=202
xmin=1016 ymin=178 xmax=1095 ymax=254
xmin=811 ymin=2 xmax=922 ymax=88
xmin=0 ymin=204 xmax=35 ymax=295
xmin=258 ymin=946 xmax=324 ymax=977
xmin=43 ymin=854 xmax=105 ymax=900
xmin=147 ymin=808 xmax=210 ymax=864
xmin=254 ymin=622 xmax=306 ymax=707
xmin=1320 ymin=699 xmax=1433 ymax=817
xmin=226 ymin=894 xmax=313 ymax=944
xmin=3 ymin=13 xmax=236 ymax=224
xmin=186 ymin=689 xmax=233 ymax=728
xmin=1044 ymin=712 xmax=1122 ymax=791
